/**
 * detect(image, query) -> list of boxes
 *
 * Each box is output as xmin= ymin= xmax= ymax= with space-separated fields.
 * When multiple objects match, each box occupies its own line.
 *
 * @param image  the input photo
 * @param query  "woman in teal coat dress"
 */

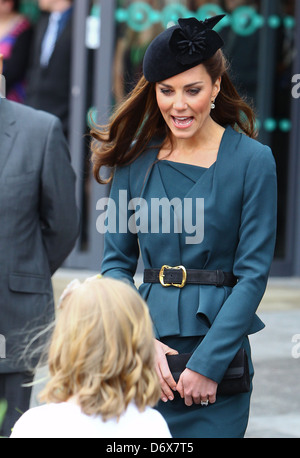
xmin=91 ymin=15 xmax=277 ymax=438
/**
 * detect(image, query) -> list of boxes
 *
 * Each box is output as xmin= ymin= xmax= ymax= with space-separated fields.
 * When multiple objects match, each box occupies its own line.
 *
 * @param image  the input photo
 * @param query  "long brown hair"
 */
xmin=91 ymin=50 xmax=257 ymax=184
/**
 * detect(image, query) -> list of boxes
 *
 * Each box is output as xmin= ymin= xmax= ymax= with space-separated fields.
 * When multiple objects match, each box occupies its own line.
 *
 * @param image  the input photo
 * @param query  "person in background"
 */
xmin=0 ymin=54 xmax=79 ymax=438
xmin=0 ymin=0 xmax=32 ymax=103
xmin=10 ymin=277 xmax=172 ymax=438
xmin=113 ymin=0 xmax=163 ymax=104
xmin=25 ymin=0 xmax=73 ymax=139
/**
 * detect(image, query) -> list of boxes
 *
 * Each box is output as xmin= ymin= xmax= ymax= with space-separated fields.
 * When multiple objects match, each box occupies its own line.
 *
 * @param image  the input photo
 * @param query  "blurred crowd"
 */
xmin=0 ymin=0 xmax=295 ymax=143
xmin=0 ymin=0 xmax=73 ymax=138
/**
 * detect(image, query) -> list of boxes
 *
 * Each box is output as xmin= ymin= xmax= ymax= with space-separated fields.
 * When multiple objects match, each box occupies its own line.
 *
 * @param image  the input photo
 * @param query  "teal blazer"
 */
xmin=101 ymin=126 xmax=277 ymax=383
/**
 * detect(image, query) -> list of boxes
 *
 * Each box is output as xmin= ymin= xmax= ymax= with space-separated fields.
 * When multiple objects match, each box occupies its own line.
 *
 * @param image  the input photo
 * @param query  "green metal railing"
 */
xmin=115 ymin=2 xmax=295 ymax=34
xmin=85 ymin=2 xmax=295 ymax=134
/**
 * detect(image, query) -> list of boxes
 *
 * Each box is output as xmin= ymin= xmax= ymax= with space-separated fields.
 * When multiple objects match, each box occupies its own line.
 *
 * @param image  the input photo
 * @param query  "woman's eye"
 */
xmin=187 ymin=88 xmax=201 ymax=95
xmin=159 ymin=88 xmax=201 ymax=96
xmin=160 ymin=88 xmax=172 ymax=95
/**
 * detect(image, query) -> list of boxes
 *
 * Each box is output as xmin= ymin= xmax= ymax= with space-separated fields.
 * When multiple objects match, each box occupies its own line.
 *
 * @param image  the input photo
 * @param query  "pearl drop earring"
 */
xmin=211 ymin=100 xmax=216 ymax=110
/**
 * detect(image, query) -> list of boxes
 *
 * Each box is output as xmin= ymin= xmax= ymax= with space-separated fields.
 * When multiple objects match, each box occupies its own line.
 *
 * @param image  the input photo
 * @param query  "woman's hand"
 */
xmin=176 ymin=368 xmax=218 ymax=407
xmin=154 ymin=339 xmax=178 ymax=402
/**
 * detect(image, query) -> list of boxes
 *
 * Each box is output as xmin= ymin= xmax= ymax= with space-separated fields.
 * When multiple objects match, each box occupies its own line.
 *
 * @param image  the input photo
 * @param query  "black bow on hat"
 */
xmin=143 ymin=15 xmax=225 ymax=83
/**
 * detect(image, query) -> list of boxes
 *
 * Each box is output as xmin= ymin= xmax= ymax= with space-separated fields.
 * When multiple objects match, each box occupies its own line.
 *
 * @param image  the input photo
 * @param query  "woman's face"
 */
xmin=0 ymin=0 xmax=14 ymax=15
xmin=155 ymin=64 xmax=221 ymax=141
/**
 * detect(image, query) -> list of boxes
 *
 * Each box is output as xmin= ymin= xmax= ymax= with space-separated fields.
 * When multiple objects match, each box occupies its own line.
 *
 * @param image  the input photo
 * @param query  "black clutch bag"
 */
xmin=166 ymin=348 xmax=250 ymax=396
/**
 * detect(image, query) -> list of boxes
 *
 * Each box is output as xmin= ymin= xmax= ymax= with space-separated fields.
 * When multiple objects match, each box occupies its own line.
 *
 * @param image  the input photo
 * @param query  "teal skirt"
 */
xmin=155 ymin=336 xmax=254 ymax=438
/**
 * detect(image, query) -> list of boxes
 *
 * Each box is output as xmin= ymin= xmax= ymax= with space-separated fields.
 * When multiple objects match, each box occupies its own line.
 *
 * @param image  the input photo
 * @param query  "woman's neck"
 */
xmin=159 ymin=119 xmax=225 ymax=167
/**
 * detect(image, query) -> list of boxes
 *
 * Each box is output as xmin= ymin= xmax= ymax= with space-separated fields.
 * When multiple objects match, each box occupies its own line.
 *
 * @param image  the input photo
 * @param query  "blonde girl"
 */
xmin=10 ymin=277 xmax=171 ymax=438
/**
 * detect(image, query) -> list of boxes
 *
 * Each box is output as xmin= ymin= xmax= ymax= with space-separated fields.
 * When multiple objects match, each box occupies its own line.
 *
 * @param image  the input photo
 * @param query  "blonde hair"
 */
xmin=39 ymin=277 xmax=160 ymax=421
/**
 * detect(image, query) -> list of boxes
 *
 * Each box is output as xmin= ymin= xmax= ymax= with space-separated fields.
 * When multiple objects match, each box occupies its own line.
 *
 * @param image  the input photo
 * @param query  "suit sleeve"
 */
xmin=39 ymin=117 xmax=80 ymax=274
xmin=100 ymin=165 xmax=139 ymax=285
xmin=187 ymin=146 xmax=277 ymax=383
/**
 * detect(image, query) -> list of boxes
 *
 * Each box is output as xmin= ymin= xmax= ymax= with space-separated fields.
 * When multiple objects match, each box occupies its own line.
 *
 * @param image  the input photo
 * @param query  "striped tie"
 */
xmin=40 ymin=12 xmax=62 ymax=67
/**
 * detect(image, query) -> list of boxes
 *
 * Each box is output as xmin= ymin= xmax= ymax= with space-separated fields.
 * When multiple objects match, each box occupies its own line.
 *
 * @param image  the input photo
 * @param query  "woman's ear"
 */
xmin=213 ymin=76 xmax=222 ymax=99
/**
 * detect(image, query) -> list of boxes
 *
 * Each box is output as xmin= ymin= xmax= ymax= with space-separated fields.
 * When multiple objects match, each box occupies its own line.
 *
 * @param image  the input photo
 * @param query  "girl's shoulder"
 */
xmin=10 ymin=403 xmax=81 ymax=438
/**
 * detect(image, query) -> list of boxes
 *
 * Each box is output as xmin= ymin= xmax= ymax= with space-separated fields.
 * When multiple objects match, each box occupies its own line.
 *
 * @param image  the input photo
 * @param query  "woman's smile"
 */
xmin=171 ymin=116 xmax=195 ymax=129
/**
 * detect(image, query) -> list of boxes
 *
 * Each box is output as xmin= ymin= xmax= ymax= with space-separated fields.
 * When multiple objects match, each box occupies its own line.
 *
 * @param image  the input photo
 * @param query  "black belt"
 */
xmin=144 ymin=266 xmax=237 ymax=288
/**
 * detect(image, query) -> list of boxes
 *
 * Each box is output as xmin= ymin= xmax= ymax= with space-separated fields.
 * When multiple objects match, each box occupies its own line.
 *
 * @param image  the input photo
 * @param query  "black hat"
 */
xmin=143 ymin=15 xmax=225 ymax=83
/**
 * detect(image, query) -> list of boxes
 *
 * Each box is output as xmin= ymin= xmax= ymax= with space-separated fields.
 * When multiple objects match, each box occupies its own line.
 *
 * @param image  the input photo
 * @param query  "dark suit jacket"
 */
xmin=101 ymin=126 xmax=277 ymax=384
xmin=0 ymin=99 xmax=79 ymax=373
xmin=25 ymin=11 xmax=72 ymax=136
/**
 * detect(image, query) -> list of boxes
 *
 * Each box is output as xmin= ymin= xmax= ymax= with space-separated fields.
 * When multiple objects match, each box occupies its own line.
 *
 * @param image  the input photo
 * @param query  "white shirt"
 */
xmin=10 ymin=402 xmax=172 ymax=438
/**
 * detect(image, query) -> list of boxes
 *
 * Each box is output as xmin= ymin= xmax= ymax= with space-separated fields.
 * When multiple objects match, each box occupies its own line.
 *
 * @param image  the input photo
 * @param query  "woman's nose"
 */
xmin=173 ymin=95 xmax=188 ymax=110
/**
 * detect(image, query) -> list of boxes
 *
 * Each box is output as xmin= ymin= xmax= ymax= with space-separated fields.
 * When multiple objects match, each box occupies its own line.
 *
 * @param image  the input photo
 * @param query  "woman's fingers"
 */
xmin=177 ymin=368 xmax=218 ymax=407
xmin=176 ymin=376 xmax=197 ymax=406
xmin=154 ymin=340 xmax=178 ymax=402
xmin=207 ymin=392 xmax=217 ymax=404
xmin=153 ymin=341 xmax=219 ymax=407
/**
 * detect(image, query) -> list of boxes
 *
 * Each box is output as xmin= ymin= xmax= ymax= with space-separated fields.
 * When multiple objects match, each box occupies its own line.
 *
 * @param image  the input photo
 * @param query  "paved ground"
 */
xmin=244 ymin=278 xmax=300 ymax=438
xmin=246 ymin=309 xmax=300 ymax=438
xmin=31 ymin=270 xmax=300 ymax=438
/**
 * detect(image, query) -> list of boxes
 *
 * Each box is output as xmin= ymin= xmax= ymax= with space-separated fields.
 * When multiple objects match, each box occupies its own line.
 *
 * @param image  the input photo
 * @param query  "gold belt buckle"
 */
xmin=159 ymin=265 xmax=187 ymax=288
